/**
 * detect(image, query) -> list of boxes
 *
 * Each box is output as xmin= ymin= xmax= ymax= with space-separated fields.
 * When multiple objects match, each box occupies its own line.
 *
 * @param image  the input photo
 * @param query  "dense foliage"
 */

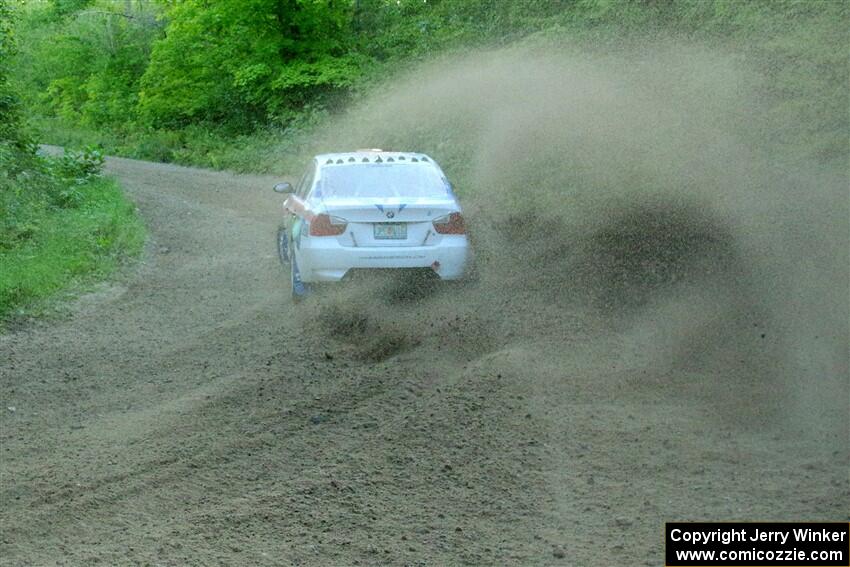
xmin=12 ymin=0 xmax=157 ymax=129
xmin=0 ymin=0 xmax=19 ymax=143
xmin=14 ymin=0 xmax=365 ymax=132
xmin=140 ymin=0 xmax=361 ymax=128
xmin=8 ymin=0 xmax=849 ymax=166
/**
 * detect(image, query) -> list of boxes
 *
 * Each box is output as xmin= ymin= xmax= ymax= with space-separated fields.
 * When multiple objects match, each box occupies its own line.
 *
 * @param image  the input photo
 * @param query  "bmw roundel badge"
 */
xmin=386 ymin=211 xmax=395 ymax=219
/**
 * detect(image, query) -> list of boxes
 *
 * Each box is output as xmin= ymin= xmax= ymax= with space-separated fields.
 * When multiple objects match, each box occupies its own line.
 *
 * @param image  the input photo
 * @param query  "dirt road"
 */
xmin=1 ymin=156 xmax=847 ymax=566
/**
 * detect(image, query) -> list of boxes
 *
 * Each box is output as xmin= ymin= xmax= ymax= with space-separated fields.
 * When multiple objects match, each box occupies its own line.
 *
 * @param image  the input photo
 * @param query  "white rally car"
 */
xmin=273 ymin=150 xmax=471 ymax=300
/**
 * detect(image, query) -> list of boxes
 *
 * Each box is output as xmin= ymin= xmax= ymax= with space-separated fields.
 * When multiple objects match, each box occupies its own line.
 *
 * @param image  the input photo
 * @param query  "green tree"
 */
xmin=0 ymin=0 xmax=23 ymax=145
xmin=12 ymin=0 xmax=160 ymax=130
xmin=138 ymin=0 xmax=362 ymax=129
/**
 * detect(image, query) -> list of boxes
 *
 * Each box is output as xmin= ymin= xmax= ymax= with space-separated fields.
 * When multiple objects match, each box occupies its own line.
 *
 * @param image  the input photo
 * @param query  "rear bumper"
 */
xmin=296 ymin=236 xmax=470 ymax=282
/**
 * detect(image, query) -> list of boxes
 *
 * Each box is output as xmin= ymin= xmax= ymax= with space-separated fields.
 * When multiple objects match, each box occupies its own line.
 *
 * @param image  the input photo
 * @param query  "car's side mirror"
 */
xmin=273 ymin=182 xmax=294 ymax=194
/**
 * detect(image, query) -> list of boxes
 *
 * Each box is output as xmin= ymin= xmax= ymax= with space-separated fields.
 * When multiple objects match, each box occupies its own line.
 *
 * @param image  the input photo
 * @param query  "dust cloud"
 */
xmin=298 ymin=44 xmax=848 ymax=448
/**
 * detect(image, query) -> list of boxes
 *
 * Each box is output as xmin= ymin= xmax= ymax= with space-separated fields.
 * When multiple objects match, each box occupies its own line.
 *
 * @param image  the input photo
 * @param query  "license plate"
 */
xmin=374 ymin=223 xmax=407 ymax=239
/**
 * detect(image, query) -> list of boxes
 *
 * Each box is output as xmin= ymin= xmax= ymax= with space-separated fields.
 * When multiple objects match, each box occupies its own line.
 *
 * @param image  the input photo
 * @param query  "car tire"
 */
xmin=290 ymin=255 xmax=310 ymax=302
xmin=277 ymin=227 xmax=290 ymax=264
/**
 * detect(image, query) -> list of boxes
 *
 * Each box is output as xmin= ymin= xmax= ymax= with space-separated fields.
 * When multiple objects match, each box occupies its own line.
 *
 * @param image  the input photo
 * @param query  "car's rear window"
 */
xmin=316 ymin=163 xmax=450 ymax=199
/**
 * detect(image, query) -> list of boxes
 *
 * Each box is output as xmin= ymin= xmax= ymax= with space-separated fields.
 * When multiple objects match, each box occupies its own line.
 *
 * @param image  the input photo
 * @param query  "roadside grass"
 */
xmin=0 ymin=176 xmax=145 ymax=321
xmin=28 ymin=115 xmax=302 ymax=174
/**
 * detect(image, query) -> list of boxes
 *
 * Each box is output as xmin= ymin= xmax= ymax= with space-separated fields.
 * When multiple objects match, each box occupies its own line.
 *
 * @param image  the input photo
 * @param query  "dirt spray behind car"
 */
xmin=293 ymin=43 xmax=847 ymax=450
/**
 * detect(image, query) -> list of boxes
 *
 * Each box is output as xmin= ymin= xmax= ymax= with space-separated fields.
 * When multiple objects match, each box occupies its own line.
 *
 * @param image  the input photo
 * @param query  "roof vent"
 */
xmin=336 ymin=159 xmax=344 ymax=164
xmin=386 ymin=157 xmax=395 ymax=162
xmin=326 ymin=159 xmax=334 ymax=164
xmin=398 ymin=156 xmax=406 ymax=161
xmin=348 ymin=157 xmax=355 ymax=162
xmin=375 ymin=156 xmax=383 ymax=163
xmin=421 ymin=156 xmax=429 ymax=162
xmin=362 ymin=157 xmax=370 ymax=162
xmin=411 ymin=157 xmax=419 ymax=162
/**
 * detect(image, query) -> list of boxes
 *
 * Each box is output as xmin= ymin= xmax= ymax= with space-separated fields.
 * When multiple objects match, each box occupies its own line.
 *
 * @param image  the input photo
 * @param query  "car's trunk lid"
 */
xmin=318 ymin=198 xmax=457 ymax=247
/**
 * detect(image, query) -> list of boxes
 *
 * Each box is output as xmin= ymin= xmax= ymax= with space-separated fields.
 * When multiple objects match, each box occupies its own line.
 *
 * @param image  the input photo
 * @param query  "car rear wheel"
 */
xmin=277 ymin=227 xmax=290 ymax=264
xmin=290 ymin=255 xmax=310 ymax=302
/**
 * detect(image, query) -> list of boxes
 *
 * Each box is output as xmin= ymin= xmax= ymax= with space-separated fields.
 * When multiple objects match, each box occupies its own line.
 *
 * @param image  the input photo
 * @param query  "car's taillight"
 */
xmin=309 ymin=214 xmax=347 ymax=236
xmin=432 ymin=212 xmax=466 ymax=235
